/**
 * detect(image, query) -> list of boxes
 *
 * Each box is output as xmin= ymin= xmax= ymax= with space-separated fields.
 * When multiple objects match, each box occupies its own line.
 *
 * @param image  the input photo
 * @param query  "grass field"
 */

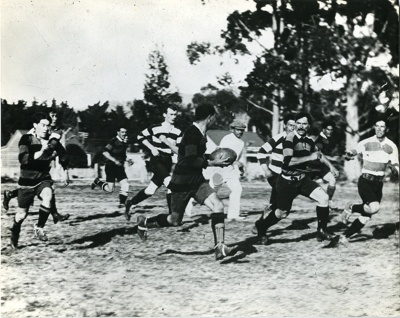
xmin=1 ymin=181 xmax=399 ymax=317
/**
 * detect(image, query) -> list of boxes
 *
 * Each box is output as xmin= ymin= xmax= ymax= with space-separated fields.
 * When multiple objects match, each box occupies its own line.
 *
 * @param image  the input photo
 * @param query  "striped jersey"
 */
xmin=257 ymin=131 xmax=287 ymax=174
xmin=355 ymin=135 xmax=399 ymax=176
xmin=168 ymin=124 xmax=208 ymax=192
xmin=282 ymin=131 xmax=316 ymax=177
xmin=104 ymin=136 xmax=128 ymax=164
xmin=18 ymin=132 xmax=67 ymax=187
xmin=137 ymin=122 xmax=182 ymax=157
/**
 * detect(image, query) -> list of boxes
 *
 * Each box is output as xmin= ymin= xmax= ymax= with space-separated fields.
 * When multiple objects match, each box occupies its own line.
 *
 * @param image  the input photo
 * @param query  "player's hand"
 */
xmin=61 ymin=179 xmax=70 ymax=187
xmin=388 ymin=163 xmax=399 ymax=178
xmin=151 ymin=148 xmax=160 ymax=157
xmin=126 ymin=159 xmax=134 ymax=166
xmin=114 ymin=160 xmax=123 ymax=166
xmin=210 ymin=158 xmax=230 ymax=167
xmin=312 ymin=151 xmax=322 ymax=161
xmin=159 ymin=135 xmax=167 ymax=143
xmin=344 ymin=151 xmax=356 ymax=161
xmin=331 ymin=167 xmax=339 ymax=179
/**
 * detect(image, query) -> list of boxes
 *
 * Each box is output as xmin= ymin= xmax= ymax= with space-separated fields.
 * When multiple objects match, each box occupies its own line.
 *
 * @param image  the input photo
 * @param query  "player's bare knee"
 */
xmin=275 ymin=209 xmax=288 ymax=219
xmin=119 ymin=179 xmax=129 ymax=195
xmin=15 ymin=209 xmax=28 ymax=223
xmin=39 ymin=187 xmax=53 ymax=205
xmin=313 ymin=188 xmax=329 ymax=207
xmin=365 ymin=202 xmax=380 ymax=214
xmin=145 ymin=182 xmax=158 ymax=195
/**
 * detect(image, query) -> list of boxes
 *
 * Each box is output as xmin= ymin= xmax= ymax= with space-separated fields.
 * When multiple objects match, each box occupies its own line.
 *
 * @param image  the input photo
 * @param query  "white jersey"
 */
xmin=355 ymin=135 xmax=399 ymax=176
xmin=219 ymin=133 xmax=244 ymax=160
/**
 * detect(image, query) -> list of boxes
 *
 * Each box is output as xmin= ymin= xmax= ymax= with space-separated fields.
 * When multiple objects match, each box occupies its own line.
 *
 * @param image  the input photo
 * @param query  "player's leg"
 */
xmin=306 ymin=179 xmax=334 ymax=241
xmin=135 ymin=191 xmax=192 ymax=241
xmin=3 ymin=188 xmax=18 ymax=211
xmin=343 ymin=177 xmax=382 ymax=239
xmin=118 ymin=178 xmax=129 ymax=208
xmin=255 ymin=175 xmax=296 ymax=244
xmin=225 ymin=176 xmax=243 ymax=220
xmin=91 ymin=164 xmax=114 ymax=192
xmin=322 ymin=171 xmax=338 ymax=209
xmin=50 ymin=190 xmax=70 ymax=224
xmin=34 ymin=183 xmax=54 ymax=241
xmin=9 ymin=188 xmax=32 ymax=249
xmin=200 ymin=184 xmax=235 ymax=260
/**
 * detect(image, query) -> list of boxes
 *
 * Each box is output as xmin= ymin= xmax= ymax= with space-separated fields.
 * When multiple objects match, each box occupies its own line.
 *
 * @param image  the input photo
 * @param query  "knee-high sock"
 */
xmin=37 ymin=205 xmax=51 ymax=228
xmin=259 ymin=210 xmax=280 ymax=234
xmin=130 ymin=189 xmax=151 ymax=205
xmin=9 ymin=188 xmax=19 ymax=199
xmin=344 ymin=217 xmax=368 ymax=238
xmin=211 ymin=213 xmax=225 ymax=245
xmin=50 ymin=195 xmax=58 ymax=215
xmin=166 ymin=193 xmax=172 ymax=214
xmin=316 ymin=206 xmax=329 ymax=231
xmin=119 ymin=194 xmax=127 ymax=205
xmin=352 ymin=203 xmax=365 ymax=214
xmin=327 ymin=185 xmax=336 ymax=200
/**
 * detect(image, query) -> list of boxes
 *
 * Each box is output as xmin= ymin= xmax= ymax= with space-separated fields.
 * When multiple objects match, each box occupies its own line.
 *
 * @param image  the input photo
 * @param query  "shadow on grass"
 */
xmin=68 ymin=226 xmax=137 ymax=249
xmin=69 ymin=211 xmax=123 ymax=225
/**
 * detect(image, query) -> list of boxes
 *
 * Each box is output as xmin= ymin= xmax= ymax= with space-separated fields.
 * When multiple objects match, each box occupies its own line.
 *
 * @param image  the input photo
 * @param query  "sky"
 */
xmin=1 ymin=0 xmax=258 ymax=110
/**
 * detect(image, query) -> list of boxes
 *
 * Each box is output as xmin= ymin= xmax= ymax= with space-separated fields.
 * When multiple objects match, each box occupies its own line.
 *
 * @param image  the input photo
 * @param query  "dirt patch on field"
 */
xmin=1 ymin=181 xmax=399 ymax=317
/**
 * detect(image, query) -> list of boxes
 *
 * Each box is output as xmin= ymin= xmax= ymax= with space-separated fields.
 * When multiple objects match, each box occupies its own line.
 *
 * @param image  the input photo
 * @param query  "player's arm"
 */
xmin=320 ymin=153 xmax=339 ymax=178
xmin=283 ymin=135 xmax=319 ymax=166
xmin=139 ymin=128 xmax=160 ymax=157
xmin=103 ymin=141 xmax=122 ymax=166
xmin=159 ymin=135 xmax=178 ymax=154
xmin=388 ymin=145 xmax=399 ymax=178
xmin=257 ymin=142 xmax=273 ymax=177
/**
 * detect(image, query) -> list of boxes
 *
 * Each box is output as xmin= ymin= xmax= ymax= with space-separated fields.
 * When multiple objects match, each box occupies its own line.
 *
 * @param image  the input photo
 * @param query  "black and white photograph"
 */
xmin=1 ymin=0 xmax=399 ymax=317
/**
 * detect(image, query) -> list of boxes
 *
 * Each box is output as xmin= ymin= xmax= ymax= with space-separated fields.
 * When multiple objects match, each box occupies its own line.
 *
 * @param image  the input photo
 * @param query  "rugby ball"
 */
xmin=209 ymin=148 xmax=237 ymax=165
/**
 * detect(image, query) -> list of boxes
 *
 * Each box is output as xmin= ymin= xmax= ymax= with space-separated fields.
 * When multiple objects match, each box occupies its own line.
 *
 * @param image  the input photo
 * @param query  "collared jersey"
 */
xmin=104 ymin=136 xmax=128 ymax=164
xmin=219 ymin=133 xmax=244 ymax=159
xmin=168 ymin=125 xmax=208 ymax=192
xmin=355 ymin=135 xmax=399 ymax=176
xmin=137 ymin=122 xmax=182 ymax=157
xmin=282 ymin=131 xmax=316 ymax=177
xmin=257 ymin=131 xmax=287 ymax=174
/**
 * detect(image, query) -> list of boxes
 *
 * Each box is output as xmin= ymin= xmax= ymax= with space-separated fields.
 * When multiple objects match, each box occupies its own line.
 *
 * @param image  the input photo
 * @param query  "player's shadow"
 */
xmin=68 ymin=226 xmax=137 ymax=249
xmin=68 ymin=211 xmax=123 ymax=225
xmin=177 ymin=215 xmax=210 ymax=232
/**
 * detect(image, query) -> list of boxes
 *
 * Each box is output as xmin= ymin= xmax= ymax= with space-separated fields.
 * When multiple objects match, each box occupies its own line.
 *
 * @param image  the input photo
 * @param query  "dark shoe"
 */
xmin=34 ymin=225 xmax=48 ymax=241
xmin=258 ymin=235 xmax=269 ymax=245
xmin=3 ymin=190 xmax=11 ymax=211
xmin=53 ymin=212 xmax=70 ymax=224
xmin=118 ymin=203 xmax=125 ymax=209
xmin=316 ymin=229 xmax=335 ymax=242
xmin=90 ymin=178 xmax=100 ymax=190
xmin=136 ymin=215 xmax=148 ymax=241
xmin=10 ymin=223 xmax=21 ymax=249
xmin=214 ymin=243 xmax=235 ymax=260
xmin=124 ymin=200 xmax=135 ymax=221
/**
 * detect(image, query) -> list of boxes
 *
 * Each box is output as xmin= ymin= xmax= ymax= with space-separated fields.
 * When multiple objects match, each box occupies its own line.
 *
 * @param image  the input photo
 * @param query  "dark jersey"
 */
xmin=282 ymin=131 xmax=316 ymax=177
xmin=18 ymin=134 xmax=59 ymax=187
xmin=315 ymin=132 xmax=333 ymax=156
xmin=168 ymin=125 xmax=208 ymax=192
xmin=104 ymin=137 xmax=128 ymax=164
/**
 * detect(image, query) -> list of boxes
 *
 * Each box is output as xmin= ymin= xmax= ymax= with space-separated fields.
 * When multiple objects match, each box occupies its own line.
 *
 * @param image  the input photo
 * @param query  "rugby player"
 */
xmin=91 ymin=127 xmax=133 ymax=208
xmin=255 ymin=112 xmax=339 ymax=244
xmin=124 ymin=106 xmax=182 ymax=220
xmin=340 ymin=119 xmax=398 ymax=242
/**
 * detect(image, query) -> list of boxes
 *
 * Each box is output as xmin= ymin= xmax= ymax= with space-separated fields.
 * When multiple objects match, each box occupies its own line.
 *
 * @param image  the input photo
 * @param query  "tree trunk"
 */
xmin=344 ymin=75 xmax=361 ymax=182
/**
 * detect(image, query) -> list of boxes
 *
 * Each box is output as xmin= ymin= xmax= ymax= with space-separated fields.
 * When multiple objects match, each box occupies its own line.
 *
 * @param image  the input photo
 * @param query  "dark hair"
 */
xmin=283 ymin=113 xmax=296 ymax=125
xmin=195 ymin=102 xmax=216 ymax=121
xmin=118 ymin=127 xmax=127 ymax=131
xmin=32 ymin=112 xmax=51 ymax=124
xmin=47 ymin=107 xmax=57 ymax=115
xmin=164 ymin=105 xmax=178 ymax=114
xmin=295 ymin=112 xmax=313 ymax=125
xmin=322 ymin=120 xmax=336 ymax=129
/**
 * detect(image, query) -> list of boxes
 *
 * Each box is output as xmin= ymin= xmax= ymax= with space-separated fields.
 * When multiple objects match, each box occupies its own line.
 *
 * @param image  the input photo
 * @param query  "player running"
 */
xmin=339 ymin=119 xmax=398 ymax=243
xmin=255 ymin=112 xmax=339 ymax=245
xmin=124 ymin=106 xmax=182 ymax=220
xmin=133 ymin=102 xmax=236 ymax=260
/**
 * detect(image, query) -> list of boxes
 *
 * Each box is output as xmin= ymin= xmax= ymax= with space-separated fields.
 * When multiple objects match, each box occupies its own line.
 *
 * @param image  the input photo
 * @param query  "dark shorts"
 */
xmin=18 ymin=181 xmax=54 ymax=209
xmin=170 ymin=182 xmax=215 ymax=222
xmin=148 ymin=155 xmax=173 ymax=187
xmin=309 ymin=163 xmax=331 ymax=180
xmin=105 ymin=163 xmax=127 ymax=182
xmin=358 ymin=176 xmax=383 ymax=204
xmin=276 ymin=175 xmax=320 ymax=211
